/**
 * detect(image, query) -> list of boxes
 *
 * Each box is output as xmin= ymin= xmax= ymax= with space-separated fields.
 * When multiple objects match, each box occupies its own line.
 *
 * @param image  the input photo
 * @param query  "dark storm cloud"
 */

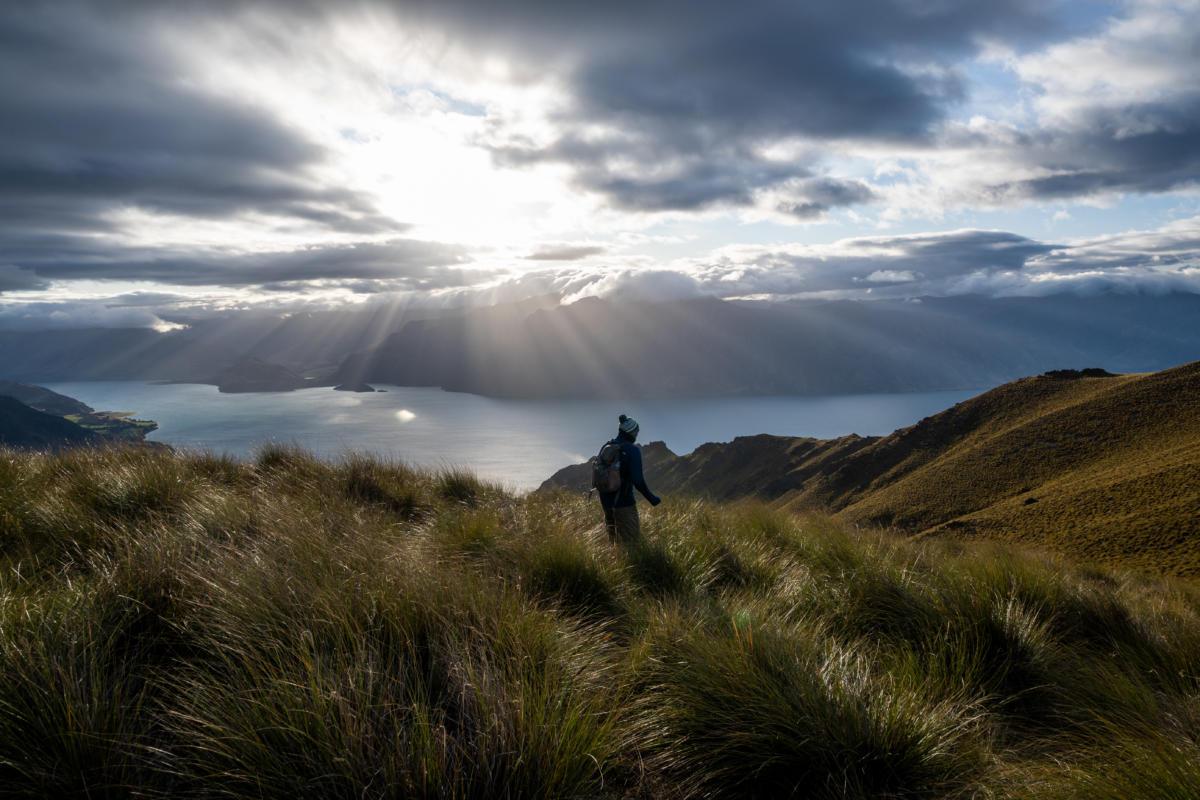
xmin=426 ymin=0 xmax=1052 ymax=137
xmin=991 ymin=95 xmax=1200 ymax=201
xmin=779 ymin=178 xmax=878 ymax=219
xmin=497 ymin=139 xmax=868 ymax=214
xmin=457 ymin=0 xmax=1055 ymax=210
xmin=578 ymin=156 xmax=807 ymax=212
xmin=0 ymin=266 xmax=50 ymax=293
xmin=0 ymin=3 xmax=398 ymax=241
xmin=438 ymin=0 xmax=1198 ymax=212
xmin=3 ymin=237 xmax=471 ymax=289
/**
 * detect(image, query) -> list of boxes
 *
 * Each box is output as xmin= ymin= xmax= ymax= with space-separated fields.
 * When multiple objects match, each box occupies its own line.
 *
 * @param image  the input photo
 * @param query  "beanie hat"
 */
xmin=618 ymin=414 xmax=639 ymax=435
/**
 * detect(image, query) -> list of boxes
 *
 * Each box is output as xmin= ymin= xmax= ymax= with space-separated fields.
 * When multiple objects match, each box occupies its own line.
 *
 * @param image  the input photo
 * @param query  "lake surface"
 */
xmin=45 ymin=382 xmax=980 ymax=490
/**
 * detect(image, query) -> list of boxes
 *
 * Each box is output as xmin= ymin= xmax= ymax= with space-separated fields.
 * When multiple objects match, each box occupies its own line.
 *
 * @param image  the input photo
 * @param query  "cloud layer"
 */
xmin=0 ymin=0 xmax=1198 ymax=330
xmin=497 ymin=217 xmax=1200 ymax=305
xmin=0 ymin=4 xmax=397 ymax=238
xmin=473 ymin=0 xmax=1055 ymax=211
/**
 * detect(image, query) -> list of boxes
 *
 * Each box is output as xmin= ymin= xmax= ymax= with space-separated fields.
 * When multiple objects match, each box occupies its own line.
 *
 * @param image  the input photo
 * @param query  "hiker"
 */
xmin=593 ymin=414 xmax=661 ymax=542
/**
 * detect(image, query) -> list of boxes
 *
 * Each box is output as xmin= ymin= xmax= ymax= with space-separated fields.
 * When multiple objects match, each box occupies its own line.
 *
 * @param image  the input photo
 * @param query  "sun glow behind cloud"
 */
xmin=159 ymin=9 xmax=607 ymax=254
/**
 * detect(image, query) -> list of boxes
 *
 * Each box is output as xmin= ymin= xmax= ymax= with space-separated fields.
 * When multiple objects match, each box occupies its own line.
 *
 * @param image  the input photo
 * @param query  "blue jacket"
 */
xmin=599 ymin=433 xmax=659 ymax=509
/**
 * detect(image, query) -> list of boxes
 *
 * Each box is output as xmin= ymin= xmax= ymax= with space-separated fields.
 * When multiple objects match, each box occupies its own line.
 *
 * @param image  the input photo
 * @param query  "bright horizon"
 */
xmin=1 ymin=1 xmax=1198 ymax=332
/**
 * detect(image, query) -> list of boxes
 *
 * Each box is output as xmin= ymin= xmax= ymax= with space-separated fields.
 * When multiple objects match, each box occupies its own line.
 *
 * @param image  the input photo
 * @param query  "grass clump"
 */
xmin=167 ymin=573 xmax=619 ymax=798
xmin=0 ymin=445 xmax=1198 ymax=797
xmin=436 ymin=467 xmax=499 ymax=507
xmin=336 ymin=453 xmax=429 ymax=519
xmin=522 ymin=532 xmax=624 ymax=619
xmin=634 ymin=620 xmax=986 ymax=798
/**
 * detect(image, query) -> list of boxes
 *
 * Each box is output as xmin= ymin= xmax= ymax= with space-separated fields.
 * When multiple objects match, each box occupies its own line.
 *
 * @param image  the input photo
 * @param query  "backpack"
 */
xmin=591 ymin=441 xmax=623 ymax=493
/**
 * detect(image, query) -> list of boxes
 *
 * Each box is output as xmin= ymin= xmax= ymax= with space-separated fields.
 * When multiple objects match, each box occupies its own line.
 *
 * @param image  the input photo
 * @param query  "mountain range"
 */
xmin=1 ymin=293 xmax=1198 ymax=399
xmin=340 ymin=292 xmax=1200 ymax=398
xmin=543 ymin=361 xmax=1200 ymax=575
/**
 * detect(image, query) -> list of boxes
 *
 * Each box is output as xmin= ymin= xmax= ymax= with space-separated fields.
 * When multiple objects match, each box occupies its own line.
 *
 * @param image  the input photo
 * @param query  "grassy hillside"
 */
xmin=546 ymin=362 xmax=1200 ymax=576
xmin=2 ymin=446 xmax=1200 ymax=797
xmin=829 ymin=363 xmax=1200 ymax=575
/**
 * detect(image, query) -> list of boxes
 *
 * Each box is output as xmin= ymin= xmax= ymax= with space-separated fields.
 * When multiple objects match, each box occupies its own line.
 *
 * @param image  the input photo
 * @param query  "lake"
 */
xmin=45 ymin=382 xmax=981 ymax=490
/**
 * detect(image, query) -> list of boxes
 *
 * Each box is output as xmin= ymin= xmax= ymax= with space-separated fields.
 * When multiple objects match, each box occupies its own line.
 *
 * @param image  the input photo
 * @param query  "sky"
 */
xmin=1 ymin=0 xmax=1199 ymax=330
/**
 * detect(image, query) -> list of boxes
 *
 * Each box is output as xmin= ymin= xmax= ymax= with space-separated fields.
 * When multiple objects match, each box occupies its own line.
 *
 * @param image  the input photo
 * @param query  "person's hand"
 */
xmin=650 ymin=495 xmax=662 ymax=507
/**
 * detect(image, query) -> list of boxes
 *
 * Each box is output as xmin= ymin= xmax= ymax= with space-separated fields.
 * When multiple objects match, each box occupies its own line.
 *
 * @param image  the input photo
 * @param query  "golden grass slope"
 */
xmin=815 ymin=362 xmax=1200 ymax=575
xmin=540 ymin=361 xmax=1200 ymax=575
xmin=3 ymin=445 xmax=1200 ymax=797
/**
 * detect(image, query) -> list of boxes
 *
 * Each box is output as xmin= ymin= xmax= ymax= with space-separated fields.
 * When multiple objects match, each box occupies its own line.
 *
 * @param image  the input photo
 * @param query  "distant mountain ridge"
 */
xmin=2 ymin=293 xmax=1199 ymax=399
xmin=542 ymin=362 xmax=1200 ymax=575
xmin=338 ymin=293 xmax=1200 ymax=399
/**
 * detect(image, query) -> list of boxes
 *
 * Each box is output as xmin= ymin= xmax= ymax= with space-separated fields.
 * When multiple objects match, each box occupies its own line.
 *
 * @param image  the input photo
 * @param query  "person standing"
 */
xmin=592 ymin=414 xmax=661 ymax=543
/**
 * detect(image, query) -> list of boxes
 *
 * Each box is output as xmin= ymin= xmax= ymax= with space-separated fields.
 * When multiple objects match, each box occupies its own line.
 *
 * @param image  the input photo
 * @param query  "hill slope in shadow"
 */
xmin=0 ymin=396 xmax=99 ymax=449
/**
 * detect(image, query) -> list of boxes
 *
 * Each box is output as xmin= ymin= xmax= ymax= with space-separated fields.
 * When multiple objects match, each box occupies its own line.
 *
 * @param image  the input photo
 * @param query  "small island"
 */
xmin=333 ymin=382 xmax=376 ymax=392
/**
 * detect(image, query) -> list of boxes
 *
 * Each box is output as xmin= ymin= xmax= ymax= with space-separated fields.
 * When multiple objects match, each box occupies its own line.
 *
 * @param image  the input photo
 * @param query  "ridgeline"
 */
xmin=544 ymin=361 xmax=1200 ymax=576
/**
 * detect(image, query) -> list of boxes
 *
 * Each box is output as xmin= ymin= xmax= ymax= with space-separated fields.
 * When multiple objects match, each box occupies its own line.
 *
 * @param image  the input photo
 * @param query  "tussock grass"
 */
xmin=0 ymin=445 xmax=1197 ymax=797
xmin=633 ymin=620 xmax=988 ymax=798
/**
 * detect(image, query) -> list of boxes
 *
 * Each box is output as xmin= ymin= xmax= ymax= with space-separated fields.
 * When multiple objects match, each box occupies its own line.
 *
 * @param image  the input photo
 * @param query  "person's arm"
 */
xmin=628 ymin=445 xmax=661 ymax=506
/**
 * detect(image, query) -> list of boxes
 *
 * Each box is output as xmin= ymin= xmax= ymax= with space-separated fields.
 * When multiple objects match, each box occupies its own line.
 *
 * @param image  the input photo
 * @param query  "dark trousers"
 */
xmin=602 ymin=503 xmax=641 ymax=543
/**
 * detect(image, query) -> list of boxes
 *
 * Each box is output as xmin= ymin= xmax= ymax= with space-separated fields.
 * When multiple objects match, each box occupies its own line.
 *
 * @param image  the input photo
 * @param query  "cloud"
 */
xmin=489 ymin=218 xmax=1200 ymax=303
xmin=497 ymin=151 xmax=871 ymax=218
xmin=685 ymin=229 xmax=1058 ymax=297
xmin=777 ymin=178 xmax=877 ymax=220
xmin=0 ymin=3 xmax=398 ymax=244
xmin=1 ymin=0 xmax=1197 ymax=320
xmin=101 ymin=291 xmax=193 ymax=308
xmin=560 ymin=269 xmax=705 ymax=304
xmin=991 ymin=96 xmax=1200 ymax=202
xmin=0 ymin=300 xmax=183 ymax=331
xmin=866 ymin=270 xmax=916 ymax=283
xmin=580 ymin=157 xmax=807 ymax=213
xmin=905 ymin=1 xmax=1200 ymax=209
xmin=0 ymin=265 xmax=50 ymax=293
xmin=4 ymin=237 xmax=474 ymax=289
xmin=525 ymin=244 xmax=607 ymax=261
xmin=466 ymin=0 xmax=1056 ymax=211
xmin=6 ymin=217 xmax=1197 ymax=330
